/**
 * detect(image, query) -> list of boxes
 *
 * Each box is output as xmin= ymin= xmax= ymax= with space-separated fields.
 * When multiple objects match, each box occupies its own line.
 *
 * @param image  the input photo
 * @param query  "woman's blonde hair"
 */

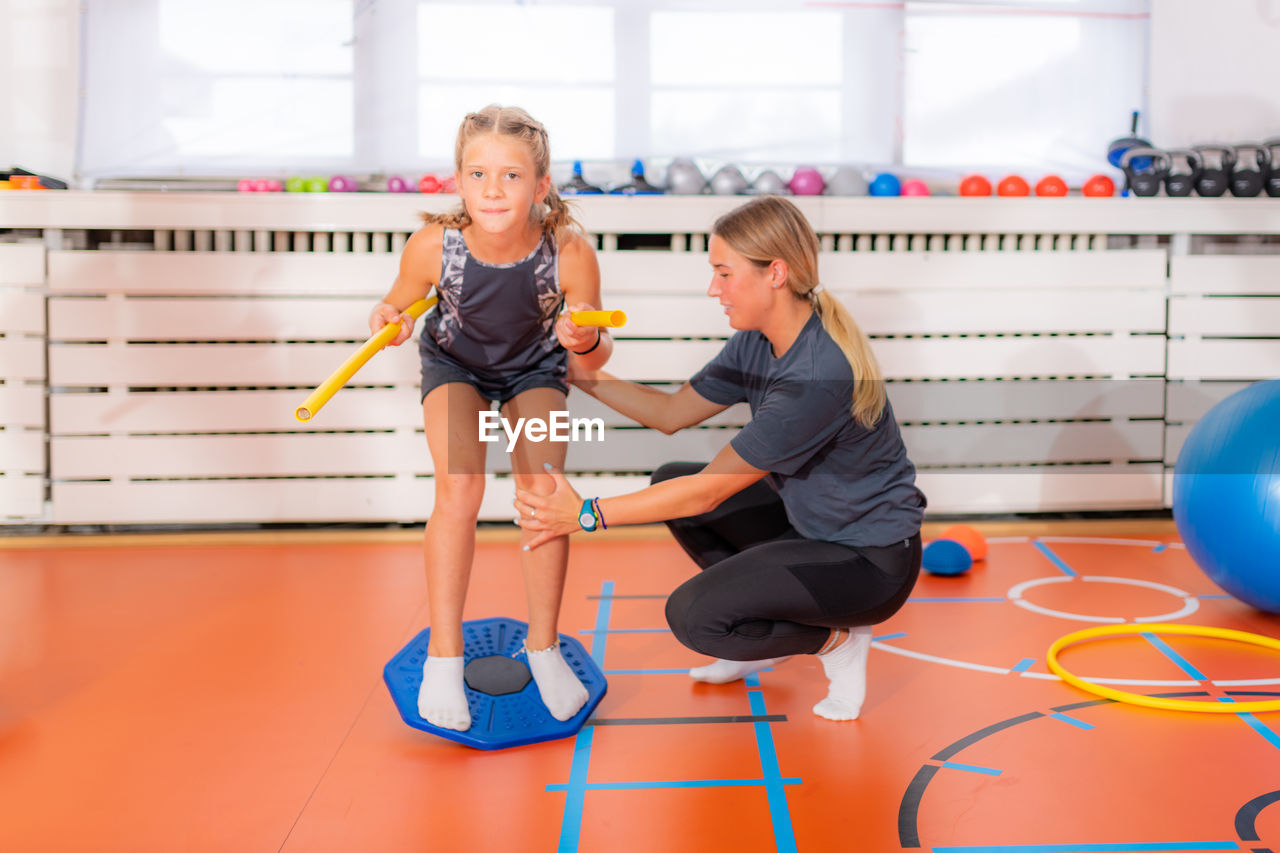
xmin=421 ymin=104 xmax=582 ymax=238
xmin=712 ymin=195 xmax=886 ymax=429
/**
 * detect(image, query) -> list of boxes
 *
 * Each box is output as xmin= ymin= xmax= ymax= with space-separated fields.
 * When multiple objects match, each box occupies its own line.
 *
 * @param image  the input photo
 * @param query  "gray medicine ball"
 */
xmin=665 ymin=159 xmax=707 ymax=195
xmin=827 ymin=166 xmax=869 ymax=196
xmin=710 ymin=165 xmax=750 ymax=195
xmin=750 ymin=169 xmax=789 ymax=195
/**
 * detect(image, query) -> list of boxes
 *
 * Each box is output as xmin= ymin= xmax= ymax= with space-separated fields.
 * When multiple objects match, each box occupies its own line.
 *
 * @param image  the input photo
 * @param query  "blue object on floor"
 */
xmin=383 ymin=616 xmax=607 ymax=750
xmin=922 ymin=539 xmax=973 ymax=576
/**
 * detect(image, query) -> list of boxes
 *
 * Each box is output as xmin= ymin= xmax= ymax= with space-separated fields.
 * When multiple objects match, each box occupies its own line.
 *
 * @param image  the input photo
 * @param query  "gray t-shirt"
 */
xmin=690 ymin=311 xmax=925 ymax=548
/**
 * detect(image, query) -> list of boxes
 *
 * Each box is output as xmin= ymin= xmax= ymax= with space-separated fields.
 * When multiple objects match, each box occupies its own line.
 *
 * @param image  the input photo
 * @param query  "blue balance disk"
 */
xmin=383 ymin=616 xmax=607 ymax=750
xmin=922 ymin=539 xmax=973 ymax=576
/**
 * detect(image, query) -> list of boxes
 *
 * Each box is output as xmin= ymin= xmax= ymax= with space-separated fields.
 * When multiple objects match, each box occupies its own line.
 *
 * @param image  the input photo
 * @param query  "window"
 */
xmin=75 ymin=0 xmax=1150 ymax=180
xmin=649 ymin=10 xmax=844 ymax=162
xmin=903 ymin=1 xmax=1150 ymax=175
xmin=80 ymin=0 xmax=354 ymax=177
xmin=417 ymin=4 xmax=616 ymax=162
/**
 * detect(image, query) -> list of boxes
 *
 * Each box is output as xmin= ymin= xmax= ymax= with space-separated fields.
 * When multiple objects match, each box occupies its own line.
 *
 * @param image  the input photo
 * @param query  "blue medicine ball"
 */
xmin=923 ymin=539 xmax=972 ymax=576
xmin=1172 ymin=379 xmax=1280 ymax=613
xmin=869 ymin=172 xmax=902 ymax=196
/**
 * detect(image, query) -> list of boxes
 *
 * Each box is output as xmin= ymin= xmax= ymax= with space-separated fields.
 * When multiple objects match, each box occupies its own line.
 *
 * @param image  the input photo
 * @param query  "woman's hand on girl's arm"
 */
xmin=573 ymin=373 xmax=729 ymax=436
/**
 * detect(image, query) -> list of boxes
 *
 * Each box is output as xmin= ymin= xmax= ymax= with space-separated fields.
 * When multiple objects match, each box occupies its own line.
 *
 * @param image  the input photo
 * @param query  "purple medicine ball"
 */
xmin=789 ymin=167 xmax=826 ymax=196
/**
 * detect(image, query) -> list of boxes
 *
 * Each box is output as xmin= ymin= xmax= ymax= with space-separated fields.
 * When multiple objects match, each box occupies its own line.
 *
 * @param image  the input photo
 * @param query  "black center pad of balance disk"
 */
xmin=464 ymin=655 xmax=532 ymax=696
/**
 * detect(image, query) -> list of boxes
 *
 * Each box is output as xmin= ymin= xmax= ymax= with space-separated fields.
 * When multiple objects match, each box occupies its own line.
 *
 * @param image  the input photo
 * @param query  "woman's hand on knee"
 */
xmin=514 ymin=463 xmax=582 ymax=550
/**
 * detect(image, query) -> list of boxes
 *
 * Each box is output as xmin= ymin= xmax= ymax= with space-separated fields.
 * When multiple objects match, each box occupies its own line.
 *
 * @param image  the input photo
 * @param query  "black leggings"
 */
xmin=656 ymin=462 xmax=921 ymax=660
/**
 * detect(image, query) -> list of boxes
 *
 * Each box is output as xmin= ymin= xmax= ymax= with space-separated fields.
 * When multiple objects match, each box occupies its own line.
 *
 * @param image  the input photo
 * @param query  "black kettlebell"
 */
xmin=1191 ymin=145 xmax=1235 ymax=197
xmin=1164 ymin=149 xmax=1202 ymax=197
xmin=1265 ymin=138 xmax=1280 ymax=198
xmin=1121 ymin=147 xmax=1169 ymax=197
xmin=1231 ymin=144 xmax=1270 ymax=197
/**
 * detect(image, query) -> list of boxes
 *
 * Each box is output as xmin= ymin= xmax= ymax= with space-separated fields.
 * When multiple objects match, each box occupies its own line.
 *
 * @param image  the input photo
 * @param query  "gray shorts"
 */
xmin=419 ymin=351 xmax=568 ymax=407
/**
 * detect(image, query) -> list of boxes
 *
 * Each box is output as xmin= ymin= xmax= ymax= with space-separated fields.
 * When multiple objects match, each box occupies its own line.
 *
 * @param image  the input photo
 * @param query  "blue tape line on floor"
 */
xmin=556 ymin=580 xmax=614 ymax=853
xmin=748 ymin=689 xmax=797 ymax=853
xmin=546 ymin=778 xmax=803 ymax=791
xmin=1033 ymin=540 xmax=1078 ymax=577
xmin=1142 ymin=632 xmax=1208 ymax=681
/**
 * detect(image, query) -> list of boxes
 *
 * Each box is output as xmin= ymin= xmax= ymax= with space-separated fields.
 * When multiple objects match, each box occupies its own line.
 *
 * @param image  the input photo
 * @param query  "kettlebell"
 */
xmin=1163 ymin=149 xmax=1202 ymax=197
xmin=1120 ymin=147 xmax=1168 ymax=197
xmin=1230 ymin=144 xmax=1270 ymax=197
xmin=1191 ymin=145 xmax=1235 ymax=197
xmin=1265 ymin=138 xmax=1280 ymax=198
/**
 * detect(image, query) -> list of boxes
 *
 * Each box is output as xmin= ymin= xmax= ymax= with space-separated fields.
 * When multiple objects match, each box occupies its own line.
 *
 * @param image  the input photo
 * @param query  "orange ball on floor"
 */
xmin=937 ymin=524 xmax=988 ymax=561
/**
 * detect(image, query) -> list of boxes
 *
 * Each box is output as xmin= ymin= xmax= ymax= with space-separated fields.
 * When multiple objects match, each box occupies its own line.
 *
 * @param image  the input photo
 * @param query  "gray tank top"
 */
xmin=419 ymin=227 xmax=565 ymax=379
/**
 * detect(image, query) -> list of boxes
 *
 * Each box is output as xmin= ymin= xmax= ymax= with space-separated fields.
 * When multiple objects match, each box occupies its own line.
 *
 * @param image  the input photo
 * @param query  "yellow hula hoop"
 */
xmin=1046 ymin=623 xmax=1280 ymax=714
xmin=294 ymin=295 xmax=437 ymax=422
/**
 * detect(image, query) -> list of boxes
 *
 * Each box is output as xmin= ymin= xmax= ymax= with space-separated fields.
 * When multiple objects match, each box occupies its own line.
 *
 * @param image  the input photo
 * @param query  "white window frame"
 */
xmin=75 ymin=0 xmax=1149 ymax=180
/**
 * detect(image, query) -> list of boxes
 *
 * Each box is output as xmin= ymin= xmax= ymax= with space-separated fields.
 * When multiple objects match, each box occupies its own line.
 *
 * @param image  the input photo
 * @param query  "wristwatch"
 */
xmin=578 ymin=499 xmax=598 ymax=532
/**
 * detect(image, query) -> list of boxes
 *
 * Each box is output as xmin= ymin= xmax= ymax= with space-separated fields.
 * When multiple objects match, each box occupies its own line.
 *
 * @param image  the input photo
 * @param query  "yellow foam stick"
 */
xmin=295 ymin=296 xmax=436 ymax=422
xmin=569 ymin=309 xmax=627 ymax=328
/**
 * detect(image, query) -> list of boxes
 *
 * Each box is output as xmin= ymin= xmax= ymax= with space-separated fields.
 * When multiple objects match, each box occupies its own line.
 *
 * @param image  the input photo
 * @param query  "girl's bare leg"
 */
xmin=418 ymin=382 xmax=489 ymax=730
xmin=503 ymin=386 xmax=588 ymax=720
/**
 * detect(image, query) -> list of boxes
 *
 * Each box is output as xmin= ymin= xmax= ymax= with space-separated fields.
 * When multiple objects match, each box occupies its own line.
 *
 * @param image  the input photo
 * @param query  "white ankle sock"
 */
xmin=689 ymin=657 xmax=791 ymax=684
xmin=418 ymin=655 xmax=471 ymax=731
xmin=813 ymin=626 xmax=874 ymax=721
xmin=526 ymin=643 xmax=589 ymax=721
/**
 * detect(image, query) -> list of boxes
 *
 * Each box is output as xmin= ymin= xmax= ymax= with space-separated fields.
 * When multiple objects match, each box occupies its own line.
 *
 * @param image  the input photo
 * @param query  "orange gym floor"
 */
xmin=2 ymin=521 xmax=1279 ymax=852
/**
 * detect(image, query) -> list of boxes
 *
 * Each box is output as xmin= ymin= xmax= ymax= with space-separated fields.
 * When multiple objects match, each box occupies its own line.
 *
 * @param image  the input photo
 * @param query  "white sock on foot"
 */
xmin=526 ymin=642 xmax=589 ymax=721
xmin=813 ymin=626 xmax=874 ymax=721
xmin=689 ymin=657 xmax=791 ymax=684
xmin=418 ymin=655 xmax=471 ymax=731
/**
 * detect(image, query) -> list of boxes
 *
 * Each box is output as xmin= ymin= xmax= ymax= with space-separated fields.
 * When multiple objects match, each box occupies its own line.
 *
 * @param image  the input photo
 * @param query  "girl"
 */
xmin=372 ymin=105 xmax=613 ymax=731
xmin=514 ymin=195 xmax=925 ymax=720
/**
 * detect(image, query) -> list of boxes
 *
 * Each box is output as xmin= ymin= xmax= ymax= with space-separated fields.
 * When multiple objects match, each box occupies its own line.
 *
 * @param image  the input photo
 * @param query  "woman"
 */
xmin=515 ymin=195 xmax=925 ymax=720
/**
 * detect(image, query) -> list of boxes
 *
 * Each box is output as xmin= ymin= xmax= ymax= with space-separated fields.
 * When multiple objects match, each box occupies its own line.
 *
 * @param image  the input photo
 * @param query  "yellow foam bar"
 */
xmin=294 ymin=296 xmax=436 ymax=422
xmin=570 ymin=309 xmax=627 ymax=328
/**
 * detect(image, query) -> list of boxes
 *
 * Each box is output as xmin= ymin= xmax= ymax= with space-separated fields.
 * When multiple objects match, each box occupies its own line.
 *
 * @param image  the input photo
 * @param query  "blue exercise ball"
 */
xmin=1172 ymin=379 xmax=1280 ymax=613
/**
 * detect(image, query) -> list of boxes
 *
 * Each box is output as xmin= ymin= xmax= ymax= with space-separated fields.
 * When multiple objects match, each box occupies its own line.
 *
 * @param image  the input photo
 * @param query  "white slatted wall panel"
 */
xmin=0 ymin=243 xmax=47 ymax=520
xmin=46 ymin=245 xmax=423 ymax=525
xmin=1165 ymin=255 xmax=1280 ymax=506
xmin=45 ymin=217 xmax=1174 ymax=524
xmin=843 ymin=249 xmax=1167 ymax=513
xmin=601 ymin=246 xmax=1168 ymax=514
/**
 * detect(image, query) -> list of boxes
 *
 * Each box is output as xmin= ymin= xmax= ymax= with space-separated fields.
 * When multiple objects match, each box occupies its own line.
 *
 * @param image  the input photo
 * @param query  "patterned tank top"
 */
xmin=418 ymin=227 xmax=565 ymax=380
